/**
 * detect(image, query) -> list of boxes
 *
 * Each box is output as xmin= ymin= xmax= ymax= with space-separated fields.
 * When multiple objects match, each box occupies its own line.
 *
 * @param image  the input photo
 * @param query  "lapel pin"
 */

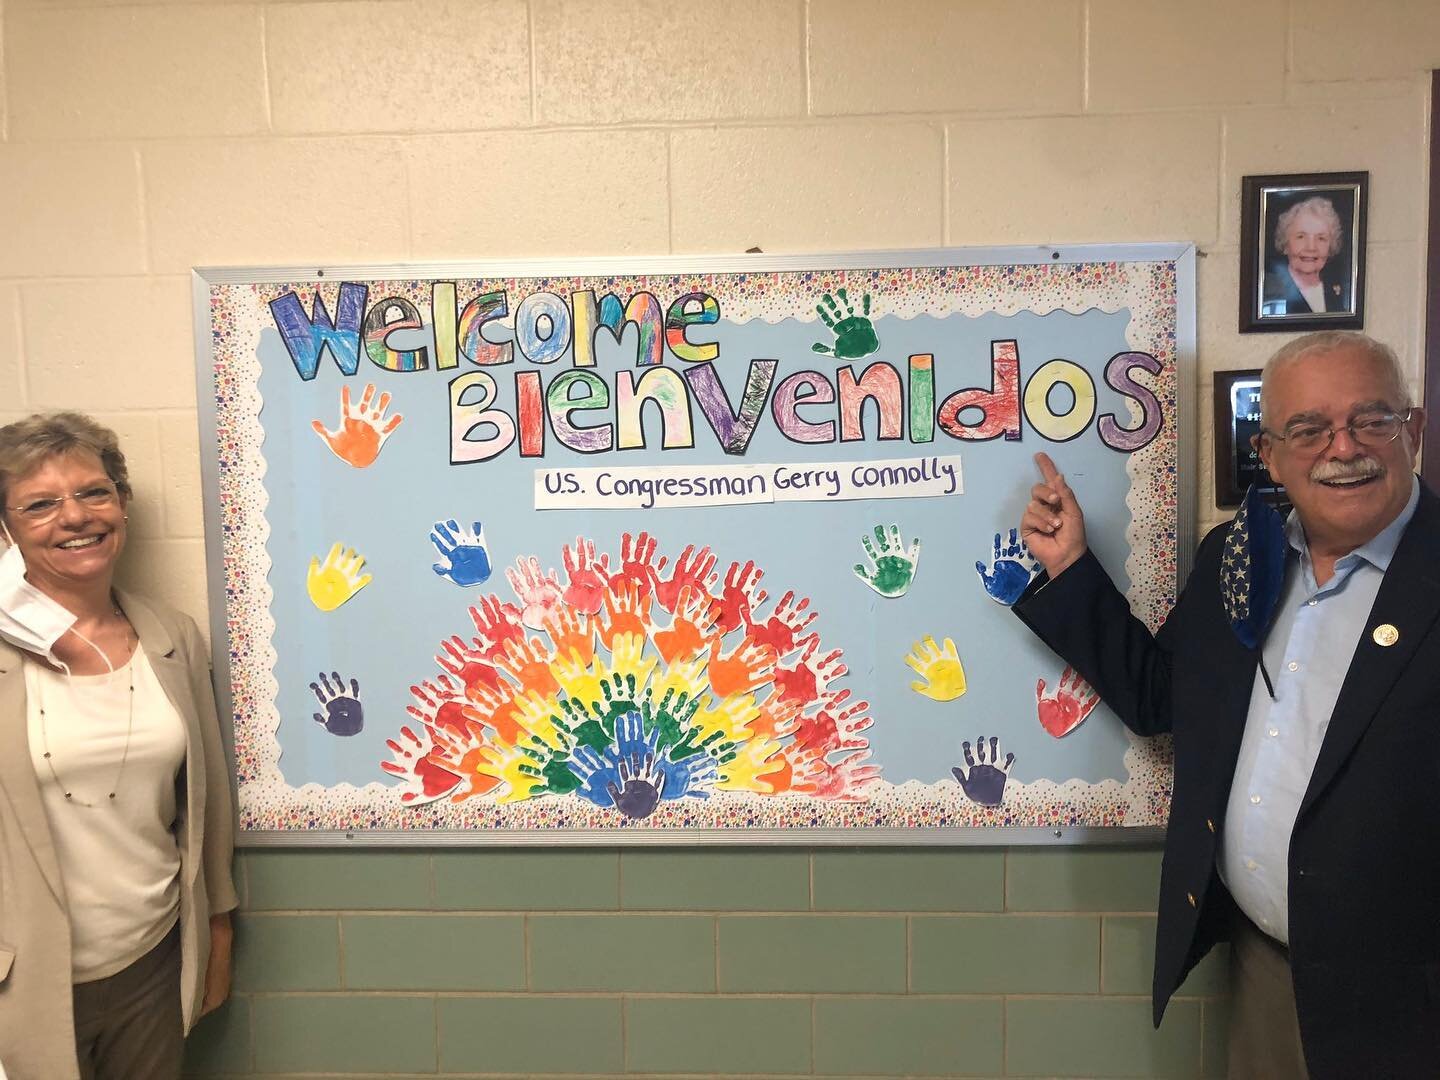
xmin=1372 ymin=623 xmax=1399 ymax=647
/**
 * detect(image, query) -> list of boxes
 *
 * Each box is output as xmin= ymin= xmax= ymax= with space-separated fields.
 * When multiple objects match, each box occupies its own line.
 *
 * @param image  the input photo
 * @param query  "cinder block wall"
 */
xmin=1 ymin=1 xmax=1435 ymax=1076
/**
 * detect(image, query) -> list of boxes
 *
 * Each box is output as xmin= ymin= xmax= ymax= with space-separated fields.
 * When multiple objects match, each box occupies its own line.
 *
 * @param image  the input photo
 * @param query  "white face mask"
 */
xmin=0 ymin=533 xmax=80 ymax=669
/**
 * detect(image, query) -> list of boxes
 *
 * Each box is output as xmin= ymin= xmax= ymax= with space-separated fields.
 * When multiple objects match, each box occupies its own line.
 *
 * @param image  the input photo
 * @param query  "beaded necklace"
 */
xmin=32 ymin=612 xmax=135 ymax=807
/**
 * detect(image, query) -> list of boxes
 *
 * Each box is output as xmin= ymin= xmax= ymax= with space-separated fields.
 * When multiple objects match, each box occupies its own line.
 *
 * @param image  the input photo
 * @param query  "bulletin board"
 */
xmin=193 ymin=245 xmax=1196 ymax=844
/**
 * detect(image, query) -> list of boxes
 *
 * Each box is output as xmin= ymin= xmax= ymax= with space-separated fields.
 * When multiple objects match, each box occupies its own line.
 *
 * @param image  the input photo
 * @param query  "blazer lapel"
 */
xmin=1299 ymin=486 xmax=1440 ymax=818
xmin=117 ymin=589 xmax=182 ymax=698
xmin=0 ymin=640 xmax=68 ymax=906
xmin=116 ymin=589 xmax=205 ymax=886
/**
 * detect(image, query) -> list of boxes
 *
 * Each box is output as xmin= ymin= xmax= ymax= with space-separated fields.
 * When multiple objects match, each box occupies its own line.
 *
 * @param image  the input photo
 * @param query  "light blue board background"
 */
xmin=257 ymin=304 xmax=1144 ymax=791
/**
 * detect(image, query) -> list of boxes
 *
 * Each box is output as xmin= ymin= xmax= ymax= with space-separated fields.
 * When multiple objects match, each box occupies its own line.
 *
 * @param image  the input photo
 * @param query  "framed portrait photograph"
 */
xmin=1238 ymin=171 xmax=1368 ymax=333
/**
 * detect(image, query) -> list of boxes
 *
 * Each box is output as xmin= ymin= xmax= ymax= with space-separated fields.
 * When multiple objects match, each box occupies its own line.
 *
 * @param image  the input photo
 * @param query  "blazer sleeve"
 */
xmin=1011 ymin=526 xmax=1228 ymax=738
xmin=180 ymin=614 xmax=239 ymax=915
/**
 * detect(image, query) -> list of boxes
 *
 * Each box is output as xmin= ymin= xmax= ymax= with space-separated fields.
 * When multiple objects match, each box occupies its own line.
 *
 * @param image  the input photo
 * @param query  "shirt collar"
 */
xmin=1285 ymin=473 xmax=1420 ymax=572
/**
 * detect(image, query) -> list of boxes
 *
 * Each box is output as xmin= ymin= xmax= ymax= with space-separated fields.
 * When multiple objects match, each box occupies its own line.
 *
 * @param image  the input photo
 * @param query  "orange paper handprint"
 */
xmin=653 ymin=585 xmax=719 ymax=665
xmin=597 ymin=580 xmax=653 ymax=650
xmin=311 ymin=382 xmax=402 ymax=467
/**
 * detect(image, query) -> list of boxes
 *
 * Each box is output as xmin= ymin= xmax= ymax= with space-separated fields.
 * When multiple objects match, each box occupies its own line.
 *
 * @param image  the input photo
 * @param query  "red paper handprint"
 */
xmin=407 ymin=675 xmax=483 ymax=739
xmin=467 ymin=595 xmax=525 ymax=661
xmin=789 ymin=747 xmax=880 ymax=800
xmin=609 ymin=530 xmax=660 ymax=598
xmin=655 ymin=543 xmax=718 ymax=613
xmin=560 ymin=536 xmax=611 ymax=614
xmin=791 ymin=688 xmax=872 ymax=757
xmin=422 ymin=723 xmax=504 ymax=802
xmin=716 ymin=559 xmax=766 ymax=634
xmin=434 ymin=636 xmax=504 ymax=694
xmin=380 ymin=725 xmax=462 ymax=804
xmin=773 ymin=637 xmax=847 ymax=707
xmin=506 ymin=556 xmax=565 ymax=630
xmin=1036 ymin=666 xmax=1100 ymax=738
xmin=745 ymin=590 xmax=818 ymax=657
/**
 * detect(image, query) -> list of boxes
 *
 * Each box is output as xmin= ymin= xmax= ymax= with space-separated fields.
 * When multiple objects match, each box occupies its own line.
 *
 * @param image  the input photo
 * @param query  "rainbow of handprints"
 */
xmin=380 ymin=534 xmax=878 ymax=818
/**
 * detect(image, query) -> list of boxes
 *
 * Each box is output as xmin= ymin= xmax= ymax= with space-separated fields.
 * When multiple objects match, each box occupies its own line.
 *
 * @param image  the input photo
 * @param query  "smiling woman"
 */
xmin=0 ymin=413 xmax=236 ymax=1080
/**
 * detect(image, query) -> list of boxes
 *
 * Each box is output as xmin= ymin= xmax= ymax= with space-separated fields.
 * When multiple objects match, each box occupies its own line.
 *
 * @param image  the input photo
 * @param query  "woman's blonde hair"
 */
xmin=0 ymin=412 xmax=132 ymax=511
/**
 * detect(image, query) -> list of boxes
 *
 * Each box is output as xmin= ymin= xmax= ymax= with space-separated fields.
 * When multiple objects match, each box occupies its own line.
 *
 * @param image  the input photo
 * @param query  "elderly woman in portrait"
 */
xmin=1261 ymin=194 xmax=1352 ymax=316
xmin=0 ymin=414 xmax=236 ymax=1080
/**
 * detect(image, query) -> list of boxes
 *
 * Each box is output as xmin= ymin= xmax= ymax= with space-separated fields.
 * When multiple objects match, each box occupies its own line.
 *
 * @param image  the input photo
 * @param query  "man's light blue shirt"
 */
xmin=1221 ymin=476 xmax=1419 ymax=943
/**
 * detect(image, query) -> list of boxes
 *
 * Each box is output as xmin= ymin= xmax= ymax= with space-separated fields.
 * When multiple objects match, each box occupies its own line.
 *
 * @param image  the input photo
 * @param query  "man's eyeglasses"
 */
xmin=6 ymin=481 xmax=121 ymax=524
xmin=1260 ymin=409 xmax=1415 ymax=455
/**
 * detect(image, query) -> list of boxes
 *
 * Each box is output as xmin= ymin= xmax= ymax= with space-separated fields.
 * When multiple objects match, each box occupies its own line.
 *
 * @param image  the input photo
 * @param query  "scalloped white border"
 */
xmin=207 ymin=260 xmax=1179 ymax=833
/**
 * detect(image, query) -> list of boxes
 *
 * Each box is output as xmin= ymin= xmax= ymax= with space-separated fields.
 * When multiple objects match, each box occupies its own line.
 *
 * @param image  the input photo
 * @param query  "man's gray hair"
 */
xmin=1260 ymin=331 xmax=1409 ymax=427
xmin=1273 ymin=195 xmax=1345 ymax=258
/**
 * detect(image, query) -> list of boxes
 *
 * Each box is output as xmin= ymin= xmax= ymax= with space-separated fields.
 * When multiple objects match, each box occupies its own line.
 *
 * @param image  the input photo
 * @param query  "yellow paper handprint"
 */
xmin=717 ymin=736 xmax=786 ymax=793
xmin=905 ymin=634 xmax=967 ymax=701
xmin=306 ymin=543 xmax=373 ymax=611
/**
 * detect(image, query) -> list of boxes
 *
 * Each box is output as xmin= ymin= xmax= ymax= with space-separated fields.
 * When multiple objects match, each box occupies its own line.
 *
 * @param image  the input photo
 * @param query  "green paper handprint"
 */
xmin=853 ymin=524 xmax=920 ymax=598
xmin=811 ymin=288 xmax=879 ymax=358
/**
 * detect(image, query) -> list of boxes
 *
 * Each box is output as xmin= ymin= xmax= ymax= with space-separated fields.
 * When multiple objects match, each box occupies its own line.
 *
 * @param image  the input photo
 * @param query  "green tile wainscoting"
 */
xmin=183 ymin=847 xmax=1229 ymax=1079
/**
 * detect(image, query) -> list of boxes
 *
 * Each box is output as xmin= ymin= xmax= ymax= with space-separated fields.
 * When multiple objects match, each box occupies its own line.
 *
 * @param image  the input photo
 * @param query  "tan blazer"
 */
xmin=0 ymin=591 xmax=237 ymax=1080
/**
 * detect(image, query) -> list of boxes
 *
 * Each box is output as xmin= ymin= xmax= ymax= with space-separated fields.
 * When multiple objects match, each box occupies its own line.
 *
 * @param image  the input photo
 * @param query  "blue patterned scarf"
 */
xmin=1220 ymin=484 xmax=1288 ymax=650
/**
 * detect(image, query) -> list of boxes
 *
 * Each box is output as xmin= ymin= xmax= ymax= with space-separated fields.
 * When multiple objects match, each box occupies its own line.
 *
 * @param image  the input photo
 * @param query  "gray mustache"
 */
xmin=1310 ymin=457 xmax=1383 ymax=483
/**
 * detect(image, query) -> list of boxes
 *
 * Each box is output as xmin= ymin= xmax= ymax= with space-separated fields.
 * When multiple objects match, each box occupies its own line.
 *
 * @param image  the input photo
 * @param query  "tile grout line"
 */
xmin=257 ymin=4 xmax=273 ymax=133
xmin=335 ymin=911 xmax=346 ymax=990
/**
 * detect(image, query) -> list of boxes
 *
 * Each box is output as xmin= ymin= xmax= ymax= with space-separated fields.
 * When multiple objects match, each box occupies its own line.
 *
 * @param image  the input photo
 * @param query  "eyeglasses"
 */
xmin=6 ymin=481 xmax=121 ymax=524
xmin=1261 ymin=409 xmax=1415 ymax=455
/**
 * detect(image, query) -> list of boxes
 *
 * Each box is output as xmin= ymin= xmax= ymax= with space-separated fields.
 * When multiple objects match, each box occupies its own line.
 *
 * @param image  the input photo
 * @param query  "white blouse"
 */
xmin=25 ymin=645 xmax=186 ymax=981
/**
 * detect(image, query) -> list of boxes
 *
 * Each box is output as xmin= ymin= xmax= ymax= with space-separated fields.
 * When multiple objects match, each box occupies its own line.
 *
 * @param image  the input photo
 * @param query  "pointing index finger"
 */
xmin=1034 ymin=452 xmax=1061 ymax=484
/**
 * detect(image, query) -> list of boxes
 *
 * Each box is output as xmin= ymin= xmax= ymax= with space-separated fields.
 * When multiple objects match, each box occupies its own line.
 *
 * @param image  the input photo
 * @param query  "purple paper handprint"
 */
xmin=975 ymin=528 xmax=1037 ymax=605
xmin=609 ymin=752 xmax=665 ymax=818
xmin=605 ymin=710 xmax=665 ymax=819
xmin=430 ymin=519 xmax=492 ymax=587
xmin=311 ymin=671 xmax=364 ymax=736
xmin=952 ymin=735 xmax=1015 ymax=807
xmin=565 ymin=709 xmax=715 ymax=817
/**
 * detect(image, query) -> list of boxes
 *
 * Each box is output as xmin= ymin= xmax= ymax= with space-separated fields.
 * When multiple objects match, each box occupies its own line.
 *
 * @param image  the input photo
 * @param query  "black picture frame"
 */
xmin=1239 ymin=171 xmax=1367 ymax=333
xmin=1214 ymin=368 xmax=1287 ymax=509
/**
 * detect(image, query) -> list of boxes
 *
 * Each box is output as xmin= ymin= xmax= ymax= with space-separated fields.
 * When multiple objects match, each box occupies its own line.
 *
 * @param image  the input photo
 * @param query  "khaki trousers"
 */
xmin=1227 ymin=912 xmax=1309 ymax=1080
xmin=71 ymin=922 xmax=183 ymax=1080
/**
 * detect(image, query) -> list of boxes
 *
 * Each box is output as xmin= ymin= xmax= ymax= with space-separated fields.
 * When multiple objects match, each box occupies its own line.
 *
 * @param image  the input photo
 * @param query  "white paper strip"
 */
xmin=534 ymin=455 xmax=963 ymax=510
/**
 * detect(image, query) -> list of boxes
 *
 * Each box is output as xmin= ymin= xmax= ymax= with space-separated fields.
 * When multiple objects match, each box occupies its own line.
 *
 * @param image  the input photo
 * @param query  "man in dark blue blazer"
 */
xmin=1013 ymin=331 xmax=1438 ymax=1079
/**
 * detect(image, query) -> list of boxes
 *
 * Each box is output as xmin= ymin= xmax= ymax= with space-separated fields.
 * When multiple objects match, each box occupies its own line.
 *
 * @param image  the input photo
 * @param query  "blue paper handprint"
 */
xmin=975 ymin=528 xmax=1037 ymax=605
xmin=655 ymin=745 xmax=718 ymax=802
xmin=311 ymin=671 xmax=364 ymax=736
xmin=566 ymin=710 xmax=715 ymax=817
xmin=952 ymin=735 xmax=1015 ymax=807
xmin=569 ymin=712 xmax=666 ymax=819
xmin=430 ymin=519 xmax=492 ymax=586
xmin=569 ymin=744 xmax=622 ymax=808
xmin=608 ymin=712 xmax=666 ymax=818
